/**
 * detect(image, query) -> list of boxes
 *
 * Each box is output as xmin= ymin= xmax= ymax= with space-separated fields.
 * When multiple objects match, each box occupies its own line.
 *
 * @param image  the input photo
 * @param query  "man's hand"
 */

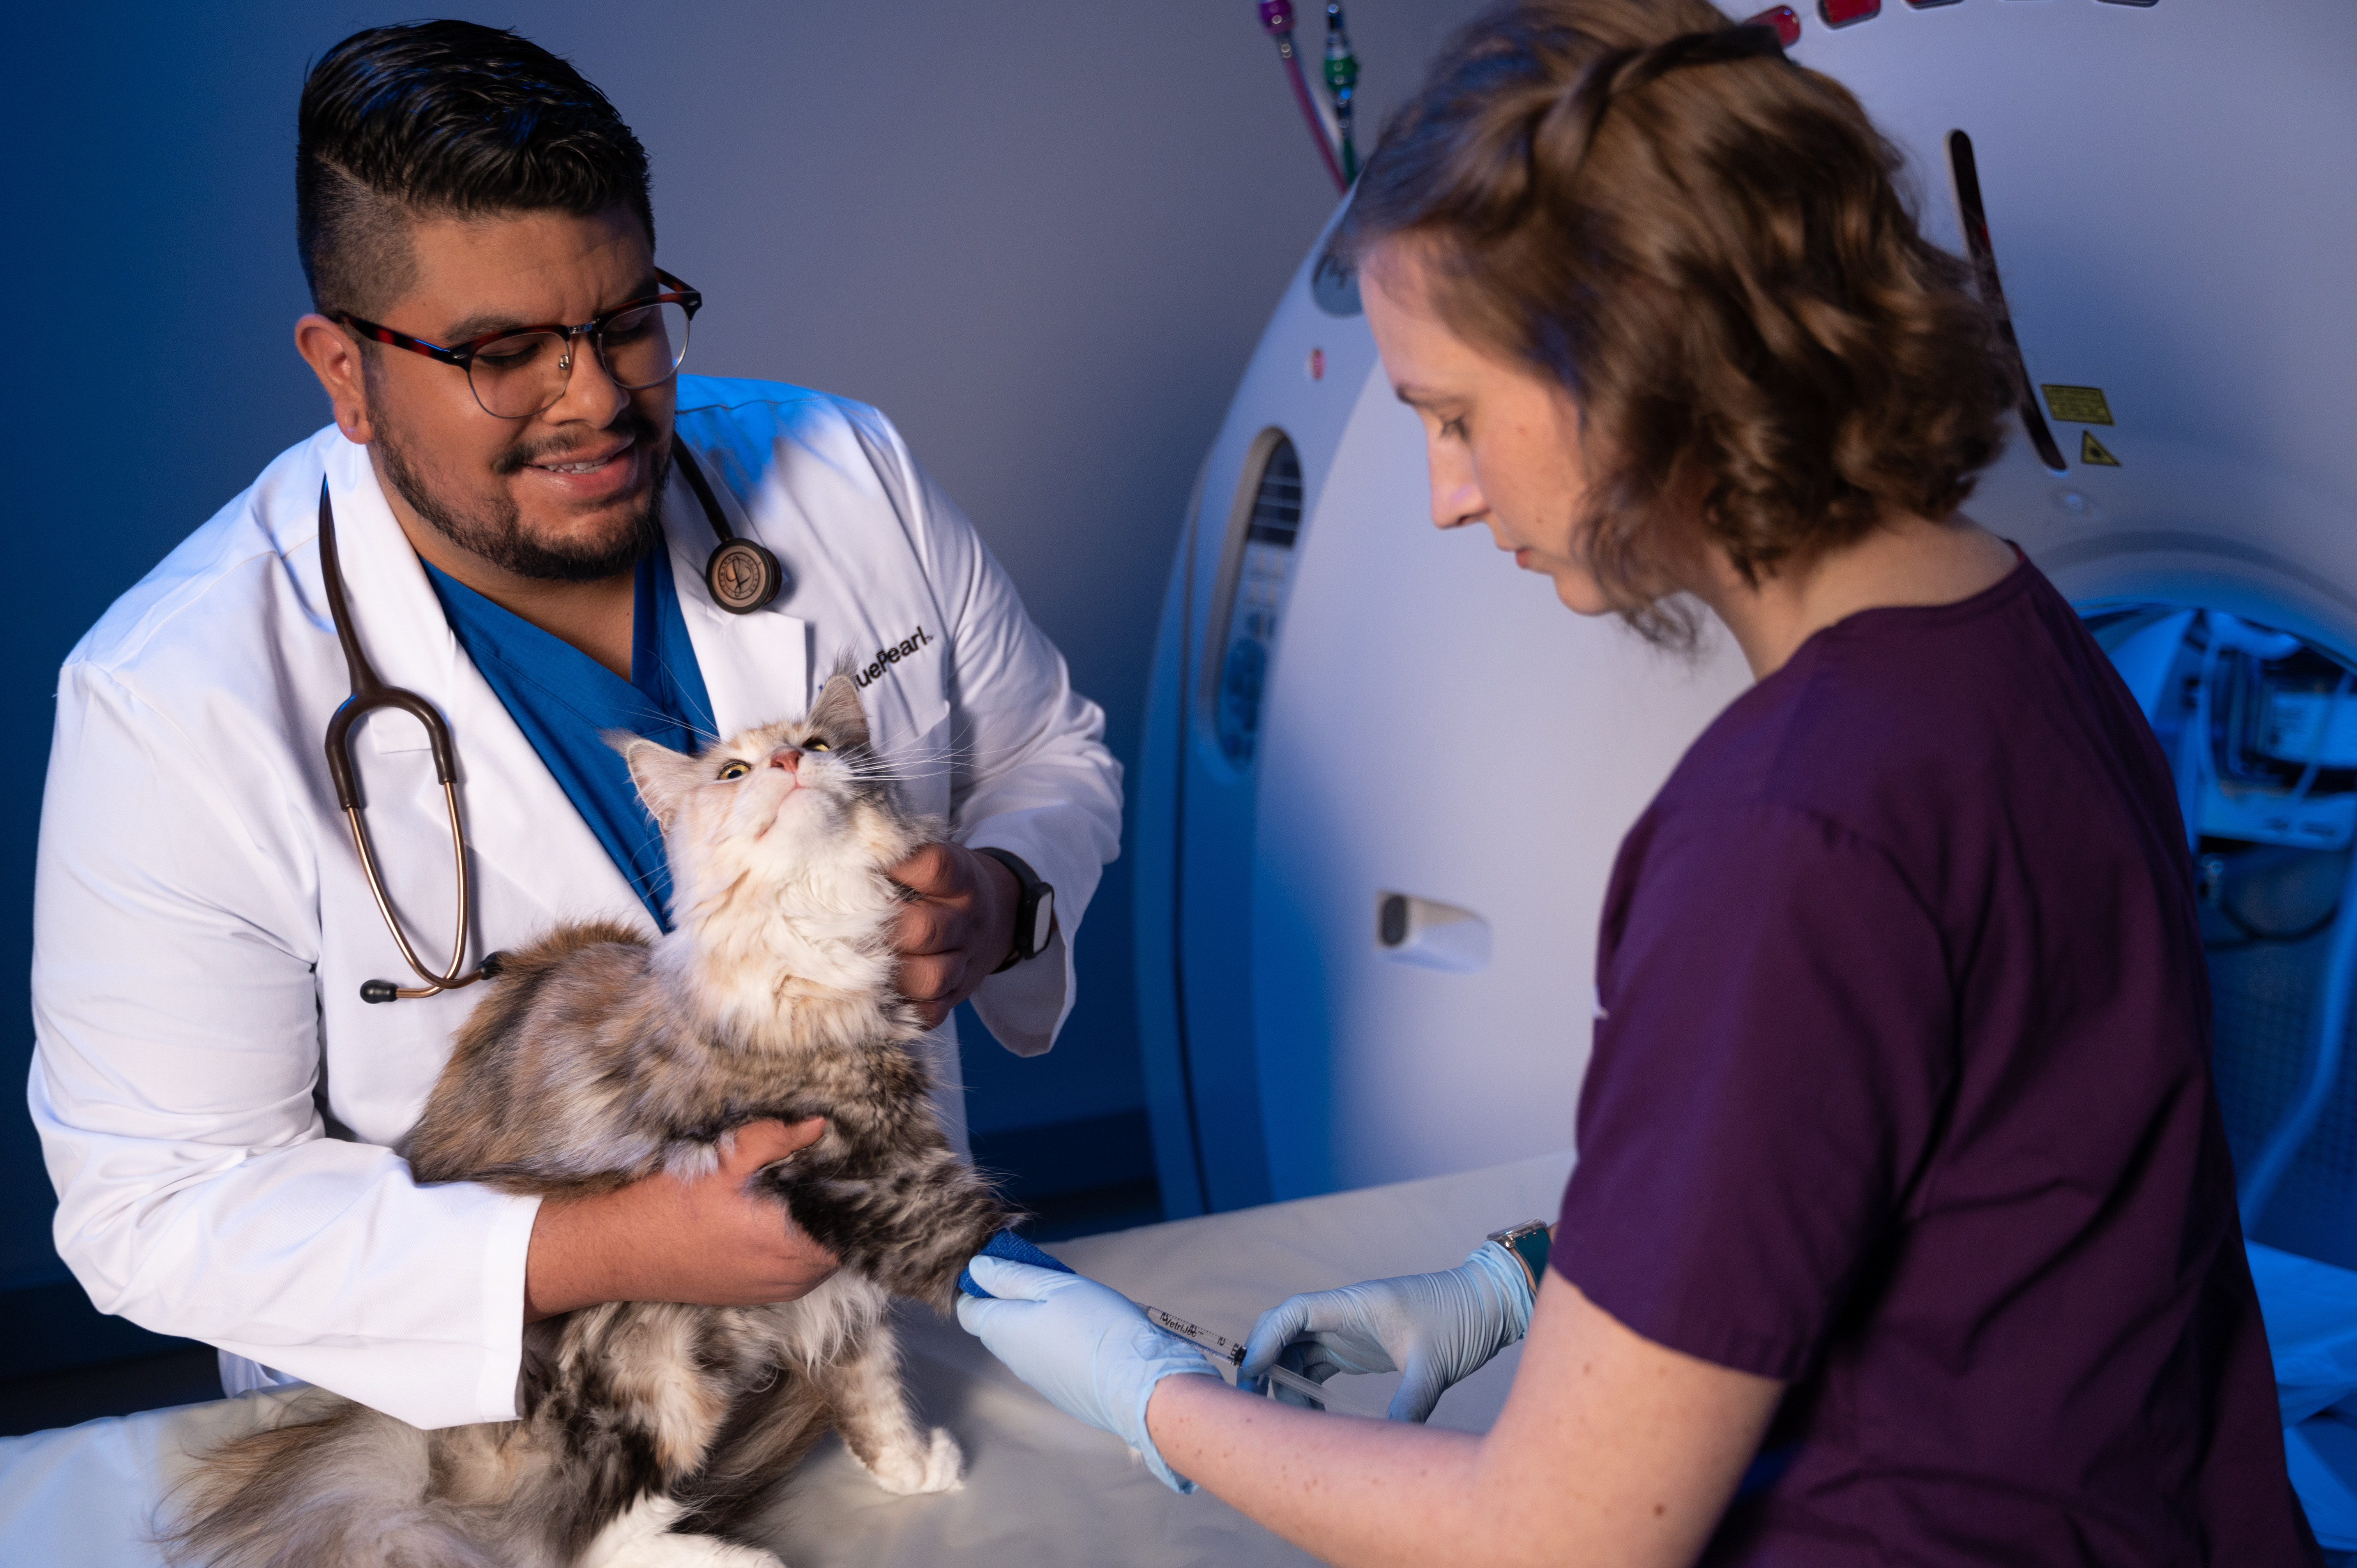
xmin=523 ymin=1118 xmax=838 ymax=1321
xmin=888 ymin=841 xmax=1021 ymax=1028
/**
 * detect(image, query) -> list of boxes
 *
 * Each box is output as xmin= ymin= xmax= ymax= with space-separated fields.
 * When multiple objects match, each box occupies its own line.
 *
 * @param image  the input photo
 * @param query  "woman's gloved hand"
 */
xmin=1240 ymin=1242 xmax=1535 ymax=1423
xmin=954 ymin=1254 xmax=1224 ymax=1493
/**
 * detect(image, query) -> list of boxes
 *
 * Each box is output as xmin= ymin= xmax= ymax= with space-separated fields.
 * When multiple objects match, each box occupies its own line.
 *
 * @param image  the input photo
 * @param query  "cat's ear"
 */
xmin=806 ymin=661 xmax=871 ymax=749
xmin=611 ymin=732 xmax=700 ymax=828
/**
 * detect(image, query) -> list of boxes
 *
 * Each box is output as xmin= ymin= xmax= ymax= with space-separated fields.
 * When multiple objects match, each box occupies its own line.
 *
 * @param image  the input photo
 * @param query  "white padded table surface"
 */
xmin=0 ymin=1150 xmax=1576 ymax=1568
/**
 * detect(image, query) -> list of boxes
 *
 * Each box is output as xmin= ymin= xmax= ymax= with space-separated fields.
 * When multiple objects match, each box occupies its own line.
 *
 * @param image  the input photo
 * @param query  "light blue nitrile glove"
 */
xmin=955 ymin=1254 xmax=1224 ymax=1493
xmin=1240 ymin=1242 xmax=1535 ymax=1423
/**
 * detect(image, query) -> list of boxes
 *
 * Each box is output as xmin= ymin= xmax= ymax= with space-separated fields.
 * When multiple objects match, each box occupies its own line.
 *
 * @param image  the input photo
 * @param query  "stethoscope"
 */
xmin=318 ymin=443 xmax=783 ymax=1003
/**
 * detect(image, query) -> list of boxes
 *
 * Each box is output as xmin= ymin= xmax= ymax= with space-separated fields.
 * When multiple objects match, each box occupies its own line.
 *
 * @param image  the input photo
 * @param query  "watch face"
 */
xmin=1030 ymin=890 xmax=1055 ymax=957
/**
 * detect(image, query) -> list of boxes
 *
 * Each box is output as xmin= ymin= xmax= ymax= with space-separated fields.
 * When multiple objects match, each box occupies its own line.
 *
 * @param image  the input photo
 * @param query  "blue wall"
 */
xmin=0 ymin=1 xmax=1483 ymax=1334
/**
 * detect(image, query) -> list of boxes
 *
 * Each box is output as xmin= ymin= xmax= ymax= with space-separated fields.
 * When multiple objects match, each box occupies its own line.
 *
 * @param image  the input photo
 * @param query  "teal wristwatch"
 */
xmin=1485 ymin=1220 xmax=1554 ymax=1296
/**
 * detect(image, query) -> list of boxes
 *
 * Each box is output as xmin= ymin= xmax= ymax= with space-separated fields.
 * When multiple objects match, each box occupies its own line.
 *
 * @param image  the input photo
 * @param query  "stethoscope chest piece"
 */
xmin=675 ymin=442 xmax=785 ymax=615
xmin=707 ymin=536 xmax=782 ymax=613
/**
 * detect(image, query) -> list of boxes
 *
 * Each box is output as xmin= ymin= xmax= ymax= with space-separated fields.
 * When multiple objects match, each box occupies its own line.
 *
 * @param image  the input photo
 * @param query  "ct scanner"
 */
xmin=1134 ymin=0 xmax=2357 ymax=1285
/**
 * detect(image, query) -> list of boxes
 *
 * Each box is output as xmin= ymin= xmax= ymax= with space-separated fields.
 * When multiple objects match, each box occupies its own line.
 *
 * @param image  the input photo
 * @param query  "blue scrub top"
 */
xmin=422 ymin=545 xmax=718 ymax=930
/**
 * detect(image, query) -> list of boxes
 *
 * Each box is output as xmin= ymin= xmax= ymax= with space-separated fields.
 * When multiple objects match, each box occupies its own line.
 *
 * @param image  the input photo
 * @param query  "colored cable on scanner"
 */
xmin=1322 ymin=4 xmax=1360 ymax=184
xmin=1258 ymin=1 xmax=1348 ymax=193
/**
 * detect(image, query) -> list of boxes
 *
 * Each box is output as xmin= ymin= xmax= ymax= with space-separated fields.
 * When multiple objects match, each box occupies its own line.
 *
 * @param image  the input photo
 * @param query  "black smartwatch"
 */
xmin=974 ymin=847 xmax=1056 ymax=974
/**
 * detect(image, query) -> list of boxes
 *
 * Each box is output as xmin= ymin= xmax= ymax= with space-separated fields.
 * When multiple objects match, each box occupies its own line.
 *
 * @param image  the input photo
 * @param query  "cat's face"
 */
xmin=619 ymin=670 xmax=914 ymax=904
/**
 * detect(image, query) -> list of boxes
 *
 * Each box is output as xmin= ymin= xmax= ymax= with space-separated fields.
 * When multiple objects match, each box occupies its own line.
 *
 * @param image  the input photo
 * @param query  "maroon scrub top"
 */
xmin=1556 ymin=562 xmax=2318 ymax=1564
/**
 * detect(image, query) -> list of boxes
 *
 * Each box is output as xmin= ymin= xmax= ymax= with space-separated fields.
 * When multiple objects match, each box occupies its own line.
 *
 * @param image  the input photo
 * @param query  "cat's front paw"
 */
xmin=860 ymin=1425 xmax=964 ymax=1496
xmin=581 ymin=1496 xmax=788 ymax=1567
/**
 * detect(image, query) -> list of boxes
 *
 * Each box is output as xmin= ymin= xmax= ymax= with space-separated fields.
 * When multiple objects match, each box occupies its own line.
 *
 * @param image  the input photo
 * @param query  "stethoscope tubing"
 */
xmin=318 ymin=479 xmax=486 ymax=1002
xmin=318 ymin=442 xmax=767 ymax=1003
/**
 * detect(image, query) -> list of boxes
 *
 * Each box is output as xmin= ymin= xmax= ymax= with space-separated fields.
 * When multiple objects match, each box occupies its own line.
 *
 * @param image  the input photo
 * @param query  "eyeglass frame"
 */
xmin=333 ymin=267 xmax=703 ymax=419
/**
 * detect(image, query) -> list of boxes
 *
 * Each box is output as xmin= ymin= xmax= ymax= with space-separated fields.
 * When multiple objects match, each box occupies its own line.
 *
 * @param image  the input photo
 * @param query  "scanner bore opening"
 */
xmin=1201 ymin=431 xmax=1307 ymax=772
xmin=2090 ymin=602 xmax=2357 ymax=1266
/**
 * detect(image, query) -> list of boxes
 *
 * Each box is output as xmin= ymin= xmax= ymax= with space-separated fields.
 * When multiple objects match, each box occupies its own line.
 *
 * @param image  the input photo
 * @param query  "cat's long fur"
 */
xmin=170 ymin=669 xmax=1012 ymax=1568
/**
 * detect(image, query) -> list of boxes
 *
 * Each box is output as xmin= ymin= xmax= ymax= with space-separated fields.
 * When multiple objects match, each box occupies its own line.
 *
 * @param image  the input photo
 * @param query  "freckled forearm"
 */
xmin=1136 ymin=1279 xmax=1778 ymax=1568
xmin=1144 ymin=1377 xmax=1502 ymax=1568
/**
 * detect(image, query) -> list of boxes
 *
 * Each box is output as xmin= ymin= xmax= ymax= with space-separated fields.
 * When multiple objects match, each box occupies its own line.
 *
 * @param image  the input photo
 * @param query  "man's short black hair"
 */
xmin=296 ymin=20 xmax=656 ymax=317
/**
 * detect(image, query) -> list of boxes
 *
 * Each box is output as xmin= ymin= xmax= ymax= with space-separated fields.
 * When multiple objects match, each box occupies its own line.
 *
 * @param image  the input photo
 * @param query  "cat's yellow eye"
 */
xmin=717 ymin=761 xmax=753 ymax=780
xmin=805 ymin=741 xmax=830 ymax=752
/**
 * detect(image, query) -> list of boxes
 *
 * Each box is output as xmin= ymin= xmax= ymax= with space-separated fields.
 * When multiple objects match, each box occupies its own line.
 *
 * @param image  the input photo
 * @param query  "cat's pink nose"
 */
xmin=769 ymin=749 xmax=800 ymax=773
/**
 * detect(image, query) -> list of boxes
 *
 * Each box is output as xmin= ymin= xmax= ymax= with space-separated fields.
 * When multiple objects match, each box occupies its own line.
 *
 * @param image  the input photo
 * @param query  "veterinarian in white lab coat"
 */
xmin=28 ymin=21 xmax=1120 ymax=1433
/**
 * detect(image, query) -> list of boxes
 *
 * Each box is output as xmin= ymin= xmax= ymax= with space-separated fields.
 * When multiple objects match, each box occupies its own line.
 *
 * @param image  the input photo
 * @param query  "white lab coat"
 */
xmin=27 ymin=377 xmax=1122 ymax=1430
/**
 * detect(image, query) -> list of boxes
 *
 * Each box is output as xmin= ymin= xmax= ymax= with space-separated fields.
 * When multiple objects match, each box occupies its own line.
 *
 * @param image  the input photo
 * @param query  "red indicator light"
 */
xmin=1745 ymin=5 xmax=1802 ymax=46
xmin=1819 ymin=0 xmax=1880 ymax=25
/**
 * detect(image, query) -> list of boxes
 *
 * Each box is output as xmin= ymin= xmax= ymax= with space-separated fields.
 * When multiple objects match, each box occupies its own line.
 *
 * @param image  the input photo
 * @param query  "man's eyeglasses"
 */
xmin=336 ymin=269 xmax=702 ymax=420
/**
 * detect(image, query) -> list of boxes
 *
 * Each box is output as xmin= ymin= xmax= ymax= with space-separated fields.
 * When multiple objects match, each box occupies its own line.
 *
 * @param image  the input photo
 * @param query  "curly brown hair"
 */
xmin=1335 ymin=0 xmax=2017 ymax=643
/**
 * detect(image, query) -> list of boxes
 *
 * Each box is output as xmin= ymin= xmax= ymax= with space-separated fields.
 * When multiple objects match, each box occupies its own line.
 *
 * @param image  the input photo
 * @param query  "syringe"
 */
xmin=1143 ymin=1303 xmax=1375 ymax=1417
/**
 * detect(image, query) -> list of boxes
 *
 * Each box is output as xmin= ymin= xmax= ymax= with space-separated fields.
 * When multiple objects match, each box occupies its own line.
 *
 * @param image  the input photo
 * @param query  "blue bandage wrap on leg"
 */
xmin=958 ymin=1228 xmax=1076 ymax=1298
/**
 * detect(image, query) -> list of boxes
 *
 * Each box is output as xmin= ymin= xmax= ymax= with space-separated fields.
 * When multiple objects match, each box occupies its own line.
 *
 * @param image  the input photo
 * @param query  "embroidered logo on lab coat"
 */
xmin=853 ymin=626 xmax=935 ymax=689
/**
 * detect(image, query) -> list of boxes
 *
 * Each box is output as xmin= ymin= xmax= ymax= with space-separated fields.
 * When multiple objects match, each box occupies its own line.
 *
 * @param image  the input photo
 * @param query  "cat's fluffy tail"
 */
xmin=163 ymin=1394 xmax=511 ymax=1568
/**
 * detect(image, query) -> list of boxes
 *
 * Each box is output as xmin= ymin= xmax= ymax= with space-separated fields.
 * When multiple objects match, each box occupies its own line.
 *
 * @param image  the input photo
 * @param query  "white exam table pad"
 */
xmin=0 ymin=1150 xmax=1578 ymax=1568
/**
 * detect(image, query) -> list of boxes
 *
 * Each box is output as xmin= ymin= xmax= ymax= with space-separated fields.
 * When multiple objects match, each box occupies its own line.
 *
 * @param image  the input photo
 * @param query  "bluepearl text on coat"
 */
xmin=853 ymin=627 xmax=935 ymax=689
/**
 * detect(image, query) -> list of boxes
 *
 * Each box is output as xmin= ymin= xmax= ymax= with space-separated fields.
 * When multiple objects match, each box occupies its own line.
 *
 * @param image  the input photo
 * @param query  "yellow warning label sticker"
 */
xmin=2080 ymin=430 xmax=2121 ymax=467
xmin=2042 ymin=385 xmax=2115 ymax=425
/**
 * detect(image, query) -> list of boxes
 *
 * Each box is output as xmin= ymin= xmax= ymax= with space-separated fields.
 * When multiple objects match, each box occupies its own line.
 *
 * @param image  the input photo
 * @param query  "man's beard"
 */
xmin=377 ymin=412 xmax=671 ymax=583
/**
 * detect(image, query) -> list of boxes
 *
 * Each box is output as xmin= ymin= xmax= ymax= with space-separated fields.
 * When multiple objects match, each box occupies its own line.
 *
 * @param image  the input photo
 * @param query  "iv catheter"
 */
xmin=1143 ymin=1303 xmax=1376 ymax=1416
xmin=957 ymin=1232 xmax=1381 ymax=1415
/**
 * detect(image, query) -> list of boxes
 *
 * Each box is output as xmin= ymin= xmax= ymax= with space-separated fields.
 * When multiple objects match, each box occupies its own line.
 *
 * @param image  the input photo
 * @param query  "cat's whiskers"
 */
xmin=656 ymin=814 xmax=922 ymax=1050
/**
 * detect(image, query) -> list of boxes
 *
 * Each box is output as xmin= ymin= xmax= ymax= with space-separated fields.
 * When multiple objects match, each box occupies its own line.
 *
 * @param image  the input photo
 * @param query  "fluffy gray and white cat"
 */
xmin=170 ymin=668 xmax=1013 ymax=1568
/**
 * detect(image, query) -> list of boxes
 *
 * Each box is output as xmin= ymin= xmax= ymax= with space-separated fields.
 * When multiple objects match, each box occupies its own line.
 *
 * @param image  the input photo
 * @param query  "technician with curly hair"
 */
xmin=958 ymin=3 xmax=2318 ymax=1563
